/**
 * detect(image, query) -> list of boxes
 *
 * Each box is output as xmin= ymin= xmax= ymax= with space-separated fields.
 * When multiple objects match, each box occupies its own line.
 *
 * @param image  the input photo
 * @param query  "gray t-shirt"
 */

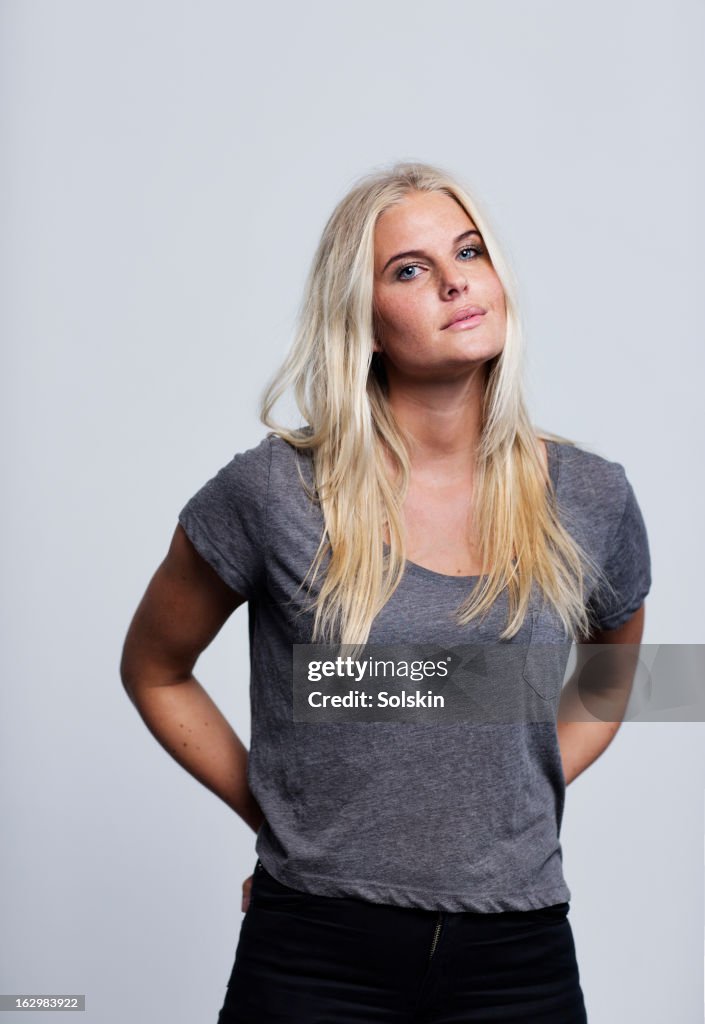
xmin=177 ymin=433 xmax=651 ymax=912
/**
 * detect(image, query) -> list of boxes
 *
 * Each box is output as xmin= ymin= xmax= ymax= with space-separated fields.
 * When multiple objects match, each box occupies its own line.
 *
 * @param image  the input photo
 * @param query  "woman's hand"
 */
xmin=241 ymin=873 xmax=254 ymax=912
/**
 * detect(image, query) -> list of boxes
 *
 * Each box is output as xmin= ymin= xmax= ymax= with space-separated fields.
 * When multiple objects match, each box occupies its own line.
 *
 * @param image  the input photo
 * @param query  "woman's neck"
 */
xmin=384 ymin=376 xmax=485 ymax=479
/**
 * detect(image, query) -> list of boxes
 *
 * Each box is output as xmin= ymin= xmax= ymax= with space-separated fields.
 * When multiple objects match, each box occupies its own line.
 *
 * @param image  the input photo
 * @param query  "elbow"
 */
xmin=119 ymin=650 xmax=140 ymax=697
xmin=119 ymin=640 xmax=153 ymax=696
xmin=119 ymin=646 xmax=193 ymax=695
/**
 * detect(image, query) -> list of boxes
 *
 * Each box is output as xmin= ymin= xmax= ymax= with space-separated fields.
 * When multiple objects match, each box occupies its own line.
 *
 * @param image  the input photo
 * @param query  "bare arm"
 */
xmin=119 ymin=523 xmax=265 ymax=833
xmin=557 ymin=604 xmax=645 ymax=785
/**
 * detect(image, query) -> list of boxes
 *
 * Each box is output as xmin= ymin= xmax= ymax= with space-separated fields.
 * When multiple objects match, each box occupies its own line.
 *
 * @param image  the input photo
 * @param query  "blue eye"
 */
xmin=395 ymin=245 xmax=485 ymax=281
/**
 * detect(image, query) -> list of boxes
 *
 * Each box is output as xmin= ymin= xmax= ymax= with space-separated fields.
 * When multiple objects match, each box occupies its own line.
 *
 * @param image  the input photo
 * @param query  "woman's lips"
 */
xmin=444 ymin=312 xmax=486 ymax=330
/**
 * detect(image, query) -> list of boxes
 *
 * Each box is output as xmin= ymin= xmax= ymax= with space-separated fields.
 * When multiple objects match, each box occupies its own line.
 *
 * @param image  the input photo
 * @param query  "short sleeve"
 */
xmin=587 ymin=470 xmax=652 ymax=631
xmin=177 ymin=435 xmax=272 ymax=601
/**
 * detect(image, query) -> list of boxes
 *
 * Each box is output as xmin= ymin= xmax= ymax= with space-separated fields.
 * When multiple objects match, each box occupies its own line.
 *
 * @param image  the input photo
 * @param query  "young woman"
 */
xmin=120 ymin=161 xmax=651 ymax=1023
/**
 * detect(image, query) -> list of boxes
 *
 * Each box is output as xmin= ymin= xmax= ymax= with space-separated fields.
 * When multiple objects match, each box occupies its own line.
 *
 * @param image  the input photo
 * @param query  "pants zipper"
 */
xmin=429 ymin=913 xmax=443 ymax=961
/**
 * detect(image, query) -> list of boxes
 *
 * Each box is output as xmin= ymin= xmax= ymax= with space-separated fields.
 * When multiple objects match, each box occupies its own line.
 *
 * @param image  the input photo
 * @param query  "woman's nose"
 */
xmin=440 ymin=268 xmax=469 ymax=295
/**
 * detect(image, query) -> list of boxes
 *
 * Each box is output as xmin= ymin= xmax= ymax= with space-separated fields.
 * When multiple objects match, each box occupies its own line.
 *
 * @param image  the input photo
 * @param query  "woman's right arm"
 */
xmin=119 ymin=523 xmax=265 ymax=834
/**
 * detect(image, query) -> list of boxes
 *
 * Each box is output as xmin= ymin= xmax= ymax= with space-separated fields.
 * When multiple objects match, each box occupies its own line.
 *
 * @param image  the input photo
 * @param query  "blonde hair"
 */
xmin=260 ymin=160 xmax=606 ymax=647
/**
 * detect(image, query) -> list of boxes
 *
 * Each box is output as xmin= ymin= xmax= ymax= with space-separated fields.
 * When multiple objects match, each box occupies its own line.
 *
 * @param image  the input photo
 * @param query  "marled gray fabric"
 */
xmin=178 ymin=434 xmax=651 ymax=912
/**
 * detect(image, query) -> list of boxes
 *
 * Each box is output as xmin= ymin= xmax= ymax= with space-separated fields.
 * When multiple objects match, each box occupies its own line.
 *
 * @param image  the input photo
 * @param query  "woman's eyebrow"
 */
xmin=381 ymin=229 xmax=482 ymax=273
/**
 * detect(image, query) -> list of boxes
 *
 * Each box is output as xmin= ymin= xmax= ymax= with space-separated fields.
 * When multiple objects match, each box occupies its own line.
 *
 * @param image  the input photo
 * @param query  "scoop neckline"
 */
xmin=384 ymin=439 xmax=562 ymax=583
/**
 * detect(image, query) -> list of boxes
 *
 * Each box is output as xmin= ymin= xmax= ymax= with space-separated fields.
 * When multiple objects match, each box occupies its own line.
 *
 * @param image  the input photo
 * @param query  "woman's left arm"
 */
xmin=557 ymin=605 xmax=645 ymax=785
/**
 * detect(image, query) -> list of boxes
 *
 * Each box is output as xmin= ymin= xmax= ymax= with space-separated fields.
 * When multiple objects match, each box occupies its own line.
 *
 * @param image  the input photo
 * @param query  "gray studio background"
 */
xmin=2 ymin=1 xmax=703 ymax=1021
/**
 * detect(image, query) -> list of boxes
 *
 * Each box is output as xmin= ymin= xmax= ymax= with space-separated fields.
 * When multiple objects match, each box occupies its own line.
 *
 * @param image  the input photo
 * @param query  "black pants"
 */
xmin=217 ymin=861 xmax=588 ymax=1023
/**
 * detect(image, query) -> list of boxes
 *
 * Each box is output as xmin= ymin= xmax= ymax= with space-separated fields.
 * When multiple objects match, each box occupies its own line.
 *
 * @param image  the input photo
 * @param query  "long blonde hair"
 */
xmin=260 ymin=160 xmax=605 ymax=645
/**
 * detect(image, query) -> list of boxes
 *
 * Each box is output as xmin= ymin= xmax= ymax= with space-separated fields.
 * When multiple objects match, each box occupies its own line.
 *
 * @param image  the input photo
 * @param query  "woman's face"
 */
xmin=372 ymin=190 xmax=507 ymax=383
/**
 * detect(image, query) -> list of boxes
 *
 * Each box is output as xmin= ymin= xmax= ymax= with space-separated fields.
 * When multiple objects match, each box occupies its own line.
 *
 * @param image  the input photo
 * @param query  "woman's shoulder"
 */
xmin=236 ymin=429 xmax=313 ymax=466
xmin=259 ymin=430 xmax=317 ymax=504
xmin=265 ymin=429 xmax=314 ymax=466
xmin=540 ymin=431 xmax=629 ymax=497
xmin=539 ymin=433 xmax=641 ymax=564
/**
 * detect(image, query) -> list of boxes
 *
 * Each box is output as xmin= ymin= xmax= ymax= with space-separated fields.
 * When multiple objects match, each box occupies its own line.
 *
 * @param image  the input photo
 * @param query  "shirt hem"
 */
xmin=255 ymin=850 xmax=571 ymax=913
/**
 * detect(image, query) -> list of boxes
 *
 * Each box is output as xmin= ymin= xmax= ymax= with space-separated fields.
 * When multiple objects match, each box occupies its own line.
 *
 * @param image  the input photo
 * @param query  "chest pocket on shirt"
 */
xmin=522 ymin=606 xmax=572 ymax=702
